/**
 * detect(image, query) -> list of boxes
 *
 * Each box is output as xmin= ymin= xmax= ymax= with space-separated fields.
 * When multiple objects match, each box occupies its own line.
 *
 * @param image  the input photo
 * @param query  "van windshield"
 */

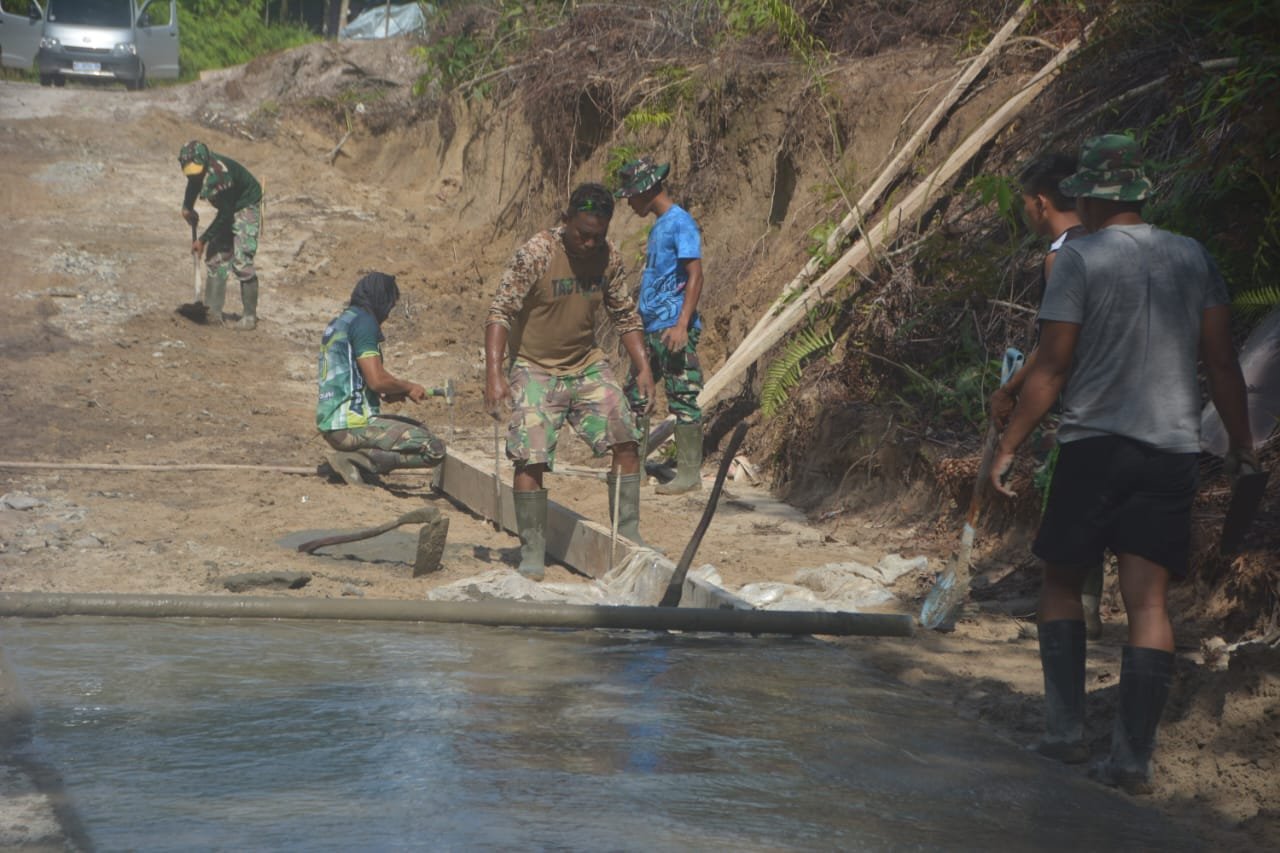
xmin=47 ymin=0 xmax=133 ymax=28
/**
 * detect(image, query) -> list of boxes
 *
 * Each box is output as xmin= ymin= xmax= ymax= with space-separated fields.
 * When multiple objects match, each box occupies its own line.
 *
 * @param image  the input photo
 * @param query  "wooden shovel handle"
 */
xmin=658 ymin=422 xmax=749 ymax=608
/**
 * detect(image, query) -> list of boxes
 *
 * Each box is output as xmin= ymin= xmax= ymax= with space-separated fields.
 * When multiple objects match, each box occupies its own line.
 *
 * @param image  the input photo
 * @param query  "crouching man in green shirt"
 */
xmin=317 ymin=272 xmax=446 ymax=486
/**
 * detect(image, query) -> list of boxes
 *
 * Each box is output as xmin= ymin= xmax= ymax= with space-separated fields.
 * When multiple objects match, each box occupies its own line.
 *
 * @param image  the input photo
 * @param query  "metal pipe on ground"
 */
xmin=0 ymin=593 xmax=914 ymax=638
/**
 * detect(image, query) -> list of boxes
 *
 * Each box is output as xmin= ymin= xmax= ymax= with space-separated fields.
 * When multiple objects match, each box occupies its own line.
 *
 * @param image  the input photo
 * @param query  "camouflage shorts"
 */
xmin=625 ymin=327 xmax=703 ymax=424
xmin=506 ymin=359 xmax=637 ymax=468
xmin=206 ymin=205 xmax=260 ymax=286
xmin=323 ymin=414 xmax=446 ymax=466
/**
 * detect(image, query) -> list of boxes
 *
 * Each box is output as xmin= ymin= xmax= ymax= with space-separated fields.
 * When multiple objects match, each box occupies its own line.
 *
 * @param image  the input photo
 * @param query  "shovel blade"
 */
xmin=1220 ymin=470 xmax=1269 ymax=555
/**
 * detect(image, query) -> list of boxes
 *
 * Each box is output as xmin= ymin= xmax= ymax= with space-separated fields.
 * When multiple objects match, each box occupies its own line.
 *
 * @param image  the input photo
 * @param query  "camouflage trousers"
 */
xmin=205 ymin=205 xmax=261 ymax=290
xmin=323 ymin=414 xmax=446 ymax=467
xmin=626 ymin=327 xmax=703 ymax=424
xmin=506 ymin=359 xmax=637 ymax=469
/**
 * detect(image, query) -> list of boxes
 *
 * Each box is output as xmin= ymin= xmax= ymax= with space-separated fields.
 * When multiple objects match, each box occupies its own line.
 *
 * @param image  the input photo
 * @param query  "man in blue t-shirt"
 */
xmin=316 ymin=272 xmax=446 ymax=486
xmin=615 ymin=157 xmax=706 ymax=495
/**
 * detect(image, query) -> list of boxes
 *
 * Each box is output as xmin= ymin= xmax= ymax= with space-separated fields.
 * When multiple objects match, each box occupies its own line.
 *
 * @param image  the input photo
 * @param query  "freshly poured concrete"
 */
xmin=0 ymin=617 xmax=1205 ymax=852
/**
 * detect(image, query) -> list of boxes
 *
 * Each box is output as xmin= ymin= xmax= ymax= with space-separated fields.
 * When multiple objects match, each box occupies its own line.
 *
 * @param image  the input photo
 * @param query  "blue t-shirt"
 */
xmin=638 ymin=204 xmax=702 ymax=334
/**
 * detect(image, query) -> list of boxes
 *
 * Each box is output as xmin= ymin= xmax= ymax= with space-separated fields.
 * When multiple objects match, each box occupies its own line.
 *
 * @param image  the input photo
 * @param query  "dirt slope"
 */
xmin=0 ymin=36 xmax=1275 ymax=850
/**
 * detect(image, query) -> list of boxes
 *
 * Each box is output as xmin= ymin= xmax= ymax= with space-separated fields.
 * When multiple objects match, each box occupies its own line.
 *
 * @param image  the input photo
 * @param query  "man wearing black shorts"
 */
xmin=990 ymin=134 xmax=1256 ymax=793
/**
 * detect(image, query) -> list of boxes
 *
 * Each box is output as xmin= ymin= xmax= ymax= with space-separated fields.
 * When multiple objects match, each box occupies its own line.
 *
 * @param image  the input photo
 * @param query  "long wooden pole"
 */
xmin=748 ymin=1 xmax=1036 ymax=343
xmin=695 ymin=25 xmax=1090 ymax=411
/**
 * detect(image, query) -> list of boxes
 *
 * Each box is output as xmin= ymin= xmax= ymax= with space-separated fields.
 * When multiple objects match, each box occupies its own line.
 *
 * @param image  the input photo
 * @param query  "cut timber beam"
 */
xmin=438 ymin=448 xmax=631 ymax=579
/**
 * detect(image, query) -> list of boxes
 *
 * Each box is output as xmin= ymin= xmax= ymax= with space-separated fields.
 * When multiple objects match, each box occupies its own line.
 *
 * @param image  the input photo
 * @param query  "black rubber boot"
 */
xmin=1036 ymin=620 xmax=1090 ymax=763
xmin=1092 ymin=646 xmax=1174 ymax=795
xmin=608 ymin=472 xmax=661 ymax=552
xmin=512 ymin=489 xmax=547 ymax=581
xmin=656 ymin=423 xmax=703 ymax=495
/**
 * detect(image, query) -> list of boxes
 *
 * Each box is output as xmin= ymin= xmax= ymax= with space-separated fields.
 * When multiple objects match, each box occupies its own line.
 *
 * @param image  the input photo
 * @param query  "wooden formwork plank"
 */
xmin=437 ymin=448 xmax=630 ymax=578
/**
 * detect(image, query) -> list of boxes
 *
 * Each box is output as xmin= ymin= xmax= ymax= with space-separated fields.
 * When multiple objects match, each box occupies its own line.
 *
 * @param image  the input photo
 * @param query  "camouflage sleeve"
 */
xmin=485 ymin=233 xmax=553 ymax=330
xmin=602 ymin=242 xmax=643 ymax=336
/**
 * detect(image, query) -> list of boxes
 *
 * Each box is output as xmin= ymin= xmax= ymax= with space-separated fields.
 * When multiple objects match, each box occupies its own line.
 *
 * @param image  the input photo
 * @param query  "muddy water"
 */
xmin=2 ymin=618 xmax=1200 ymax=852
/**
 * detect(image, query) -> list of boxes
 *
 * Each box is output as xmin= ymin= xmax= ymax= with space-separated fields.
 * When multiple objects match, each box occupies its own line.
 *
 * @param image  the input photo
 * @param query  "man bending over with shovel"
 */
xmin=178 ymin=140 xmax=263 ymax=330
xmin=317 ymin=272 xmax=446 ymax=486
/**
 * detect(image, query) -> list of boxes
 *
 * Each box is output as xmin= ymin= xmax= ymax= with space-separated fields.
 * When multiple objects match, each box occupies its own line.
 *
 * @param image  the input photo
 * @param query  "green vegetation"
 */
xmin=760 ymin=320 xmax=835 ymax=418
xmin=178 ymin=1 xmax=315 ymax=80
xmin=412 ymin=0 xmax=556 ymax=99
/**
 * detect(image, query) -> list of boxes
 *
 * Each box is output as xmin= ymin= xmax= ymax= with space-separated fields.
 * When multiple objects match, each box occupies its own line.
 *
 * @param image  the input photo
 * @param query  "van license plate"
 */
xmin=72 ymin=62 xmax=101 ymax=72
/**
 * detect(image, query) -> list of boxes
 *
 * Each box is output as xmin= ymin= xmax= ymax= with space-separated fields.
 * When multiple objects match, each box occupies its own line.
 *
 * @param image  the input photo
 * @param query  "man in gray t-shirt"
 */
xmin=988 ymin=134 xmax=1255 ymax=795
xmin=1042 ymin=224 xmax=1229 ymax=452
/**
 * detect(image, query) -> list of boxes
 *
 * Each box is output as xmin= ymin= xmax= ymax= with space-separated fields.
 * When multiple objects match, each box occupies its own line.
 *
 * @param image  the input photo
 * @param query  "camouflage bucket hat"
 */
xmin=1059 ymin=134 xmax=1153 ymax=201
xmin=178 ymin=140 xmax=210 ymax=176
xmin=614 ymin=157 xmax=670 ymax=198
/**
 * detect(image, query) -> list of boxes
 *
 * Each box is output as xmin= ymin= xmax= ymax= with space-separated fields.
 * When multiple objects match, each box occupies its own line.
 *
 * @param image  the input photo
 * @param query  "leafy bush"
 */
xmin=178 ymin=0 xmax=315 ymax=79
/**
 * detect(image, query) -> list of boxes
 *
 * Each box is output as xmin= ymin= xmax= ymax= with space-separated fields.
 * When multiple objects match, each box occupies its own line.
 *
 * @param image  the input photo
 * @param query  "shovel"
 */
xmin=190 ymin=221 xmax=202 ymax=303
xmin=1220 ymin=468 xmax=1269 ymax=555
xmin=921 ymin=347 xmax=1023 ymax=630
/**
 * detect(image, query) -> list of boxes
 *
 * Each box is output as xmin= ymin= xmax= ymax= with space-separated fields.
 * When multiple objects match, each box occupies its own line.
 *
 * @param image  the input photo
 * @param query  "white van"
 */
xmin=0 ymin=0 xmax=178 ymax=89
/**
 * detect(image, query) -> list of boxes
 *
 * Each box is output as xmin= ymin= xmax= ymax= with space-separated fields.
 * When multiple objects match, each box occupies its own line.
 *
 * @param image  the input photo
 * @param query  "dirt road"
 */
xmin=0 ymin=70 xmax=1275 ymax=851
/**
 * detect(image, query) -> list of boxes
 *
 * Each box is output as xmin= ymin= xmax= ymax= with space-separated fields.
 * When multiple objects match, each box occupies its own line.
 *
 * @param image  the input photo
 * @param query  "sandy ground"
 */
xmin=0 ymin=69 xmax=1276 ymax=851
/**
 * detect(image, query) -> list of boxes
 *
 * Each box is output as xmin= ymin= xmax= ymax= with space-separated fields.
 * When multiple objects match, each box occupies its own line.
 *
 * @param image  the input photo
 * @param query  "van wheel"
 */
xmin=39 ymin=74 xmax=53 ymax=87
xmin=52 ymin=75 xmax=65 ymax=87
xmin=126 ymin=73 xmax=146 ymax=92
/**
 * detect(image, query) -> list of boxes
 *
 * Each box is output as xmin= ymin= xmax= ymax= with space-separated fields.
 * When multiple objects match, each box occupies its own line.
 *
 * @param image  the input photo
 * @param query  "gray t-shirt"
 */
xmin=1039 ymin=223 xmax=1229 ymax=452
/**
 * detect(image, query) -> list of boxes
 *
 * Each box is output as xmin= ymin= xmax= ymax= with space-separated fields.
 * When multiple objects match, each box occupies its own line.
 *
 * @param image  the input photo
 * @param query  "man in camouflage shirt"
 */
xmin=179 ymin=140 xmax=263 ymax=330
xmin=484 ymin=183 xmax=657 ymax=580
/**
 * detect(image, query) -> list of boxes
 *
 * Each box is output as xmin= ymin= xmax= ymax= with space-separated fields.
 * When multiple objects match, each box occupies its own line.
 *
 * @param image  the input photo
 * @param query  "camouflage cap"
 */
xmin=178 ymin=140 xmax=210 ymax=176
xmin=1059 ymin=134 xmax=1153 ymax=201
xmin=614 ymin=157 xmax=670 ymax=198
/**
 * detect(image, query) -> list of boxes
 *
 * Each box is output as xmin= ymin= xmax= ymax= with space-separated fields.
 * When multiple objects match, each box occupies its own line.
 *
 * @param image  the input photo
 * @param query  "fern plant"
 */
xmin=1233 ymin=285 xmax=1280 ymax=318
xmin=760 ymin=323 xmax=836 ymax=418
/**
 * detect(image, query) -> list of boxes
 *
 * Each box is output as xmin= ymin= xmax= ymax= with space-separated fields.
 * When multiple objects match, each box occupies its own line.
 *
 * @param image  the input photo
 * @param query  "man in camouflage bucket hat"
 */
xmin=614 ymin=157 xmax=670 ymax=199
xmin=1057 ymin=133 xmax=1154 ymax=202
xmin=179 ymin=140 xmax=264 ymax=330
xmin=615 ymin=156 xmax=707 ymax=495
xmin=990 ymin=133 xmax=1257 ymax=794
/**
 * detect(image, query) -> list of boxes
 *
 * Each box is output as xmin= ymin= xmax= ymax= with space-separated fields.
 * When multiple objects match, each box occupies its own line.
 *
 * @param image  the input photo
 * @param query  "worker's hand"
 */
xmin=990 ymin=386 xmax=1017 ymax=430
xmin=660 ymin=324 xmax=689 ymax=352
xmin=404 ymin=383 xmax=428 ymax=403
xmin=633 ymin=368 xmax=657 ymax=415
xmin=990 ymin=447 xmax=1018 ymax=498
xmin=1224 ymin=446 xmax=1261 ymax=482
xmin=484 ymin=375 xmax=511 ymax=420
xmin=191 ymin=239 xmax=205 ymax=257
xmin=181 ymin=208 xmax=198 ymax=226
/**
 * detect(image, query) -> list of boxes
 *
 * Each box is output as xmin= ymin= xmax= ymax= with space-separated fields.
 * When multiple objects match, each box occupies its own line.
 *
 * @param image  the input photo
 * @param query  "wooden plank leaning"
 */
xmin=693 ymin=22 xmax=1092 ymax=414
